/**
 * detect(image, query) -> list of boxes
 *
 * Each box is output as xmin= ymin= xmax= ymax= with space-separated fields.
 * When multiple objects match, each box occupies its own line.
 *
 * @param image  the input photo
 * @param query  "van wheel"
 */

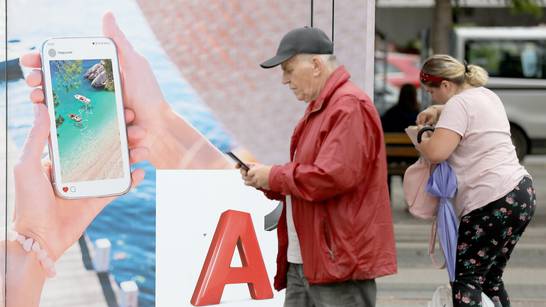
xmin=510 ymin=124 xmax=528 ymax=161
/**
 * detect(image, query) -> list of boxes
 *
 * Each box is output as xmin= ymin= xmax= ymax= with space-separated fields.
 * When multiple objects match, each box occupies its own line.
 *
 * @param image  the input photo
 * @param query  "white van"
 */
xmin=453 ymin=27 xmax=546 ymax=160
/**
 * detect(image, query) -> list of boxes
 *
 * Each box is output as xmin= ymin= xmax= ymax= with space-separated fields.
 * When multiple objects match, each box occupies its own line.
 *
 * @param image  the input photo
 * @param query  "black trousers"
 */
xmin=452 ymin=177 xmax=536 ymax=307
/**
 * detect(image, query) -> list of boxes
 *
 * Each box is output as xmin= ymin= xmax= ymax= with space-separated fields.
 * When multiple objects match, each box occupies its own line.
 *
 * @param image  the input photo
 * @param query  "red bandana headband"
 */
xmin=420 ymin=70 xmax=445 ymax=84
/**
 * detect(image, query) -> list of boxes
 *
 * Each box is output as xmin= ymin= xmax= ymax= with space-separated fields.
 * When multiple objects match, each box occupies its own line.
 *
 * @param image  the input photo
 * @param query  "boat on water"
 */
xmin=74 ymin=94 xmax=91 ymax=104
xmin=69 ymin=113 xmax=82 ymax=122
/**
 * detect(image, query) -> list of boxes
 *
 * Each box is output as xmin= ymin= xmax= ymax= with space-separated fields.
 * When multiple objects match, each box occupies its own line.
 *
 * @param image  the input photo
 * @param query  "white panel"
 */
xmin=156 ymin=170 xmax=283 ymax=307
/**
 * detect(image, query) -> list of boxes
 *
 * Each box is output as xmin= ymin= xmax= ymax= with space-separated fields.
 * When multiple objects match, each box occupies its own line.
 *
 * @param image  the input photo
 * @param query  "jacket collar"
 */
xmin=289 ymin=66 xmax=351 ymax=159
xmin=306 ymin=65 xmax=351 ymax=114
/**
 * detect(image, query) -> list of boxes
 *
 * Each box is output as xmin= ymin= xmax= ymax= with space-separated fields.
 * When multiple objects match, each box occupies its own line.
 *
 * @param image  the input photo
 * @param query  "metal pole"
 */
xmin=310 ymin=0 xmax=314 ymax=27
xmin=331 ymin=0 xmax=335 ymax=45
xmin=363 ymin=0 xmax=376 ymax=97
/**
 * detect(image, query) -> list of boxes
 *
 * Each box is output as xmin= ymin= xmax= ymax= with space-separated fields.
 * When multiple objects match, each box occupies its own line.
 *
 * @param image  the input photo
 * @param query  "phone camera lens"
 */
xmin=48 ymin=49 xmax=56 ymax=57
xmin=92 ymin=42 xmax=96 ymax=45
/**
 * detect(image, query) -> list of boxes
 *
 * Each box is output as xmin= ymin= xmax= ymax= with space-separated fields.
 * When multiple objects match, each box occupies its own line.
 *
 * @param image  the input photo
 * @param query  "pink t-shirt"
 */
xmin=436 ymin=87 xmax=529 ymax=217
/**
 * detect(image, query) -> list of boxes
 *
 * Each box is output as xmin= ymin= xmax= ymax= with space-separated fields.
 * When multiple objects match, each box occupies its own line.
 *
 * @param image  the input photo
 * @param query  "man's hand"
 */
xmin=240 ymin=163 xmax=272 ymax=190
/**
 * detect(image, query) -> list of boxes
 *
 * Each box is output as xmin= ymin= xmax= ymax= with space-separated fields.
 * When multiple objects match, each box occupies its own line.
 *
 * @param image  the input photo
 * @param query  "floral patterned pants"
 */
xmin=453 ymin=176 xmax=536 ymax=307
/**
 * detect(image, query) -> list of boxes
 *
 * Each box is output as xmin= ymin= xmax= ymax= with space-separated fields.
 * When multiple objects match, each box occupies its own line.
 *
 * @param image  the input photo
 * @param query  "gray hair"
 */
xmin=297 ymin=53 xmax=338 ymax=70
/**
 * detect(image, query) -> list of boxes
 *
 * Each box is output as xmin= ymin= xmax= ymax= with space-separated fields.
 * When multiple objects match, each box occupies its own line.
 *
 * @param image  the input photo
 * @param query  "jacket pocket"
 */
xmin=322 ymin=220 xmax=336 ymax=261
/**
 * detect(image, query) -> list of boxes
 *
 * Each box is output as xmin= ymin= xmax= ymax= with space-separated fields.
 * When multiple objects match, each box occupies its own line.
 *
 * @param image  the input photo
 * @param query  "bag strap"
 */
xmin=418 ymin=126 xmax=435 ymax=144
xmin=429 ymin=219 xmax=446 ymax=269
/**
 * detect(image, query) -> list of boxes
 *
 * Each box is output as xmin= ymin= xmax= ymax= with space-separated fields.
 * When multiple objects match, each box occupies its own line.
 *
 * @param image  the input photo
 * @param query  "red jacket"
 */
xmin=265 ymin=66 xmax=397 ymax=290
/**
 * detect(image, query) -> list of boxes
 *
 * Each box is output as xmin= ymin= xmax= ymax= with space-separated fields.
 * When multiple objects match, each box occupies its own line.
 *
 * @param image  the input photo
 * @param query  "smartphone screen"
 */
xmin=42 ymin=37 xmax=131 ymax=198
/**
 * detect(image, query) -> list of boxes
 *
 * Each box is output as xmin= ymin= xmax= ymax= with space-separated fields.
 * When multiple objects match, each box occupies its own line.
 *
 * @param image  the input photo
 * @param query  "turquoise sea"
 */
xmin=51 ymin=59 xmax=122 ymax=181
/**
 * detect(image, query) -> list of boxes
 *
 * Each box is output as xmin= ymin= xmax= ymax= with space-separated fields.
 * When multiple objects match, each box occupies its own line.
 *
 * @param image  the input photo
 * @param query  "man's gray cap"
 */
xmin=260 ymin=27 xmax=333 ymax=69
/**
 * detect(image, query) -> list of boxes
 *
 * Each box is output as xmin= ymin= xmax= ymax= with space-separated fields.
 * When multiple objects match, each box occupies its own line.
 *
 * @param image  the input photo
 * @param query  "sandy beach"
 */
xmin=61 ymin=118 xmax=125 ymax=182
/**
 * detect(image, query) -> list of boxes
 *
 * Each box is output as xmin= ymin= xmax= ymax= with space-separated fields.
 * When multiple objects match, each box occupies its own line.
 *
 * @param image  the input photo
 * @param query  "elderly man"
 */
xmin=240 ymin=27 xmax=397 ymax=307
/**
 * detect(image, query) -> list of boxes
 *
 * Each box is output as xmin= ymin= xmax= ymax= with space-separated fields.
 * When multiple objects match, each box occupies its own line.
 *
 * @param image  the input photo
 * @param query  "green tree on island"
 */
xmin=52 ymin=90 xmax=64 ymax=136
xmin=55 ymin=114 xmax=64 ymax=130
xmin=53 ymin=91 xmax=60 ymax=107
xmin=101 ymin=59 xmax=115 ymax=91
xmin=54 ymin=60 xmax=83 ymax=93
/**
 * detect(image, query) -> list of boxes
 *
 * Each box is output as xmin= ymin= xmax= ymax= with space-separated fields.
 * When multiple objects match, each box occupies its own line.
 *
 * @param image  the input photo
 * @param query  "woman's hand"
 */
xmin=12 ymin=104 xmax=145 ymax=260
xmin=20 ymin=12 xmax=167 ymax=169
xmin=416 ymin=105 xmax=443 ymax=126
xmin=21 ymin=12 xmax=232 ymax=170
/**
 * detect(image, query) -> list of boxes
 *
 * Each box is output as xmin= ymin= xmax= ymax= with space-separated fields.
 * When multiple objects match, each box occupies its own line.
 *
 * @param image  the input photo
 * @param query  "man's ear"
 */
xmin=312 ymin=57 xmax=322 ymax=76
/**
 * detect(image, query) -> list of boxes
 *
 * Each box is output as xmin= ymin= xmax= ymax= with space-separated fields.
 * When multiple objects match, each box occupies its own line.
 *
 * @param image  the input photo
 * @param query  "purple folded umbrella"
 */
xmin=426 ymin=161 xmax=458 ymax=282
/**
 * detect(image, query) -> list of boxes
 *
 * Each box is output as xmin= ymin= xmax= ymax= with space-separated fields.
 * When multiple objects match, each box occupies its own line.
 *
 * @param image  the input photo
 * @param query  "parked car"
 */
xmin=454 ymin=27 xmax=546 ymax=160
xmin=374 ymin=78 xmax=400 ymax=115
xmin=374 ymin=52 xmax=421 ymax=115
xmin=375 ymin=52 xmax=421 ymax=88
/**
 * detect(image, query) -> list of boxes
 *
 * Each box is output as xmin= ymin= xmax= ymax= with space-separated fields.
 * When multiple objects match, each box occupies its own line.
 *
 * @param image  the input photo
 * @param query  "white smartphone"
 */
xmin=41 ymin=37 xmax=131 ymax=199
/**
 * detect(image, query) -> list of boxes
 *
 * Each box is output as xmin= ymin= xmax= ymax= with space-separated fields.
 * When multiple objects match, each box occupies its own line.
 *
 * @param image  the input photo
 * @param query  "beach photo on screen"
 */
xmin=50 ymin=59 xmax=123 ymax=182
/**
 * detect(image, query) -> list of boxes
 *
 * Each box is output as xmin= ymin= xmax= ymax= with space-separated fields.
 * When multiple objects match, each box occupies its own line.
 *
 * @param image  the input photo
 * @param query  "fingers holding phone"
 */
xmin=243 ymin=164 xmax=272 ymax=190
xmin=235 ymin=162 xmax=248 ymax=176
xmin=20 ymin=52 xmax=42 ymax=68
xmin=12 ymin=96 xmax=147 ymax=261
xmin=227 ymin=151 xmax=262 ymax=185
xmin=25 ymin=68 xmax=43 ymax=88
xmin=41 ymin=37 xmax=132 ymax=198
xmin=227 ymin=151 xmax=250 ymax=170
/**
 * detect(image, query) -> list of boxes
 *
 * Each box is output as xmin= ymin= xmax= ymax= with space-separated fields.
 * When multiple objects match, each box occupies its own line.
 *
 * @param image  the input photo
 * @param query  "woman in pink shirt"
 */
xmin=415 ymin=54 xmax=536 ymax=307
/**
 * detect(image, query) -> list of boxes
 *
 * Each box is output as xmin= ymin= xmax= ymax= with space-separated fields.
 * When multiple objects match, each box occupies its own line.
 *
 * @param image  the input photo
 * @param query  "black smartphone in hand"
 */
xmin=226 ymin=151 xmax=250 ymax=171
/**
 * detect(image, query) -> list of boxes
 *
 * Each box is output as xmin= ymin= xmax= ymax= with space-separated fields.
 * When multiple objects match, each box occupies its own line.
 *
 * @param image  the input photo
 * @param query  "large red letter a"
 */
xmin=191 ymin=210 xmax=273 ymax=306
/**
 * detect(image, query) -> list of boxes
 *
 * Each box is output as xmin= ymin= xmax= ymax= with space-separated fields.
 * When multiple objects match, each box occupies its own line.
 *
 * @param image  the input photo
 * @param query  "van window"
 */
xmin=465 ymin=40 xmax=546 ymax=79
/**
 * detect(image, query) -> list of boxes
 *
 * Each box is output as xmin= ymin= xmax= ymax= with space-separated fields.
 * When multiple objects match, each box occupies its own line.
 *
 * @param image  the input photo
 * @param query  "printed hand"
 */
xmin=21 ymin=12 xmax=230 ymax=171
xmin=20 ymin=12 xmax=167 ymax=168
xmin=12 ymin=104 xmax=145 ymax=260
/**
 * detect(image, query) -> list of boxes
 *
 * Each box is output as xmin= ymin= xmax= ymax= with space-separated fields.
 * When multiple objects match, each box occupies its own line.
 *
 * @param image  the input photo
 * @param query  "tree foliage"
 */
xmin=54 ymin=60 xmax=83 ymax=93
xmin=432 ymin=0 xmax=544 ymax=54
xmin=101 ymin=59 xmax=115 ymax=91
xmin=507 ymin=0 xmax=544 ymax=18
